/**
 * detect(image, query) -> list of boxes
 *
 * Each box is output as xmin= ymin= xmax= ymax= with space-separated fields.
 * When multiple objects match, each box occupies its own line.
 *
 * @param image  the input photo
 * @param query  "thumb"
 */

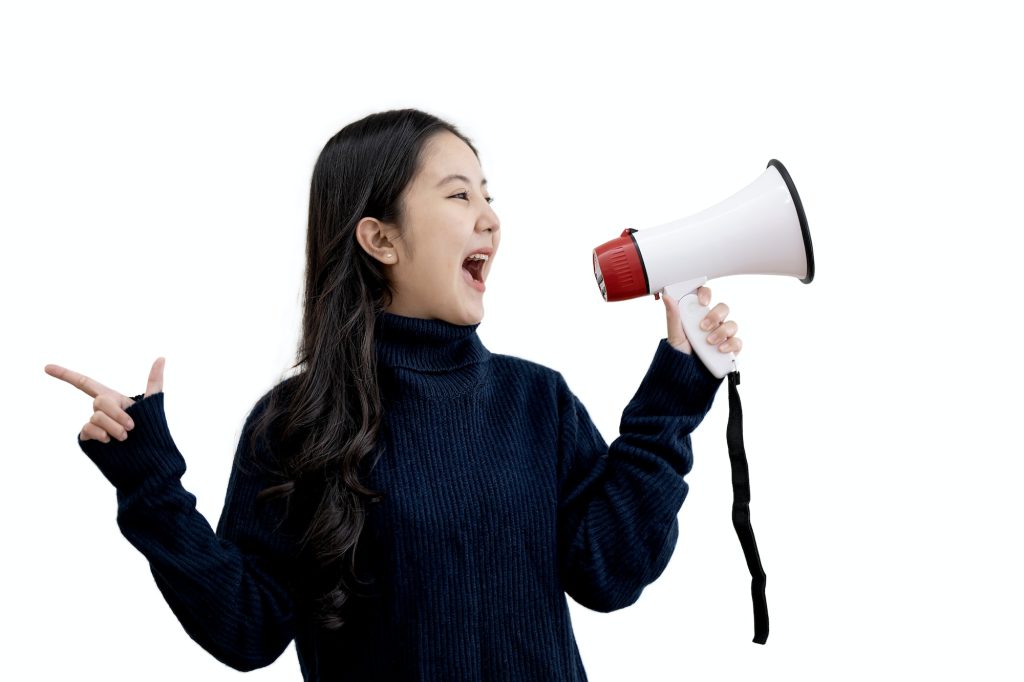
xmin=145 ymin=357 xmax=165 ymax=397
xmin=661 ymin=293 xmax=692 ymax=354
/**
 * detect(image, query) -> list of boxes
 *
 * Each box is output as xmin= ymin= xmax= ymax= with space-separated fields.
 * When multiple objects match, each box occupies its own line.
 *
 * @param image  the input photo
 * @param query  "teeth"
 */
xmin=465 ymin=253 xmax=489 ymax=262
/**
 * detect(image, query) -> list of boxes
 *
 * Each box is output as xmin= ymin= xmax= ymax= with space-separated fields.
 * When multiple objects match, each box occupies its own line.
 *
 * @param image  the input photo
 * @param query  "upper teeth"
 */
xmin=466 ymin=254 xmax=489 ymax=262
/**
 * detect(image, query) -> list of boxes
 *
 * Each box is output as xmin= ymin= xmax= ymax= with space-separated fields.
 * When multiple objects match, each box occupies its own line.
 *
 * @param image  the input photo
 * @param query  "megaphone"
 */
xmin=591 ymin=160 xmax=814 ymax=646
xmin=593 ymin=159 xmax=814 ymax=379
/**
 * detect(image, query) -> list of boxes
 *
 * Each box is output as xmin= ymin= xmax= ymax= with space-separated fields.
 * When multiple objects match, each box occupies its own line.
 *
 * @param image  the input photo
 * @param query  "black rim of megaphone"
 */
xmin=767 ymin=159 xmax=815 ymax=284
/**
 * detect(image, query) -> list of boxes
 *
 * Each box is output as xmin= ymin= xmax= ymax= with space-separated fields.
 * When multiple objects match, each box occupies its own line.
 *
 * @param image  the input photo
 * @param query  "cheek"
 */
xmin=427 ymin=252 xmax=462 ymax=283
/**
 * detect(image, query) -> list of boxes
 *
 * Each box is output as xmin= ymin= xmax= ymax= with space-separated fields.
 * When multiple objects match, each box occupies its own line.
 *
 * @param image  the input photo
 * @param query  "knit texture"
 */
xmin=78 ymin=311 xmax=723 ymax=681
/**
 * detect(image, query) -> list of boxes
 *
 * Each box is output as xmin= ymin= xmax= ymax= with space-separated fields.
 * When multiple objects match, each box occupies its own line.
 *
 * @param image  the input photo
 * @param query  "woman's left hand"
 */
xmin=661 ymin=285 xmax=743 ymax=357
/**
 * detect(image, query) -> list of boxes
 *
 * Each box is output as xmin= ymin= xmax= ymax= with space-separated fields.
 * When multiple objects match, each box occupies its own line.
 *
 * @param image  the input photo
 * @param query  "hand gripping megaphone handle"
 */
xmin=662 ymin=282 xmax=738 ymax=379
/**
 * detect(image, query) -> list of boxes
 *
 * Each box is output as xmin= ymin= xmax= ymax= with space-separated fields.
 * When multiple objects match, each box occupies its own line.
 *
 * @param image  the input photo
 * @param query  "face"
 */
xmin=357 ymin=131 xmax=501 ymax=325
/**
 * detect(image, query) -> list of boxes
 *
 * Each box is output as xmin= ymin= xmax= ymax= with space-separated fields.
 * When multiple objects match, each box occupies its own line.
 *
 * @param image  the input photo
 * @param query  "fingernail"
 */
xmin=701 ymin=320 xmax=712 ymax=330
xmin=127 ymin=420 xmax=135 ymax=430
xmin=707 ymin=333 xmax=718 ymax=343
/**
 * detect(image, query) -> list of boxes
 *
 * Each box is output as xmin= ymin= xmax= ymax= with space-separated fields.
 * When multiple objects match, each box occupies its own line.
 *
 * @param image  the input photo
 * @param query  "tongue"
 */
xmin=462 ymin=265 xmax=476 ymax=285
xmin=462 ymin=259 xmax=483 ymax=282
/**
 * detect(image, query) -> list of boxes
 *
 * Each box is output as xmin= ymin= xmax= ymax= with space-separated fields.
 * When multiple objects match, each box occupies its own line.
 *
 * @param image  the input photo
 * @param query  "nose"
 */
xmin=478 ymin=199 xmax=500 ymax=232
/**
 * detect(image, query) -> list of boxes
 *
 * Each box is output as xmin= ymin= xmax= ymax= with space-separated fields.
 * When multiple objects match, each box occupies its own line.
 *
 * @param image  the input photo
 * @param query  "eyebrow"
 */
xmin=436 ymin=173 xmax=488 ymax=188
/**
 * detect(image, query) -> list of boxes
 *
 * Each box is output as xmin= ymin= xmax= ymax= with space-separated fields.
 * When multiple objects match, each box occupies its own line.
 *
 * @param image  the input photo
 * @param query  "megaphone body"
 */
xmin=592 ymin=159 xmax=815 ymax=378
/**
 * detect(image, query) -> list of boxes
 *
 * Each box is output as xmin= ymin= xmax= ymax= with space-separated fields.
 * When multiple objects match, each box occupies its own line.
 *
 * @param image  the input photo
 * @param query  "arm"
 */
xmin=77 ymin=389 xmax=299 ymax=671
xmin=556 ymin=338 xmax=723 ymax=612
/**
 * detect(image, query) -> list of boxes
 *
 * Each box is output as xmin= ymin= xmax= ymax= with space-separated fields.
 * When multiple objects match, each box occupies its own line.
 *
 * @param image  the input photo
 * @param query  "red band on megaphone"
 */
xmin=592 ymin=228 xmax=649 ymax=302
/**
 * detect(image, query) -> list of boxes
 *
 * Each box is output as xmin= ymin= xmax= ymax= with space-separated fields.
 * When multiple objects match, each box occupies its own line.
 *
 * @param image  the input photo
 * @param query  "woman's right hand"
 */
xmin=44 ymin=357 xmax=165 ymax=443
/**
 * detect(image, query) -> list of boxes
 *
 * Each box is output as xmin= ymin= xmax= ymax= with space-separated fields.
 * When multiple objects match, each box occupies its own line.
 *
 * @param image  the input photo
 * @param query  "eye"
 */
xmin=451 ymin=191 xmax=495 ymax=204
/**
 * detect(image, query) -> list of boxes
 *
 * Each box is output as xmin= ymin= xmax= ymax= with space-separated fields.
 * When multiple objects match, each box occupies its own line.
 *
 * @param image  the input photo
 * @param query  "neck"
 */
xmin=374 ymin=311 xmax=491 ymax=399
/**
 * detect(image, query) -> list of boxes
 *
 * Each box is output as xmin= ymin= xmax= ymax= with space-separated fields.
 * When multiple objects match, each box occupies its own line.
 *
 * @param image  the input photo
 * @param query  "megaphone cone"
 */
xmin=593 ymin=159 xmax=814 ymax=302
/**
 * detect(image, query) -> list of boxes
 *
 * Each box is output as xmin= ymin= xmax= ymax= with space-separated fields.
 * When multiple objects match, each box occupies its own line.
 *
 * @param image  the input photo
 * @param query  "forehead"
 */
xmin=417 ymin=131 xmax=483 ymax=185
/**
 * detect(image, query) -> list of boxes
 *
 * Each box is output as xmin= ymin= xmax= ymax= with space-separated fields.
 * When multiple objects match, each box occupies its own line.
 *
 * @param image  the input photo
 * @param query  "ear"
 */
xmin=355 ymin=217 xmax=399 ymax=264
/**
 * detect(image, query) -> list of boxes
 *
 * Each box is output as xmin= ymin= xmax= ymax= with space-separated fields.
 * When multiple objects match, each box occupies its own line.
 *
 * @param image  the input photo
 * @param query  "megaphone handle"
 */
xmin=664 ymin=286 xmax=738 ymax=379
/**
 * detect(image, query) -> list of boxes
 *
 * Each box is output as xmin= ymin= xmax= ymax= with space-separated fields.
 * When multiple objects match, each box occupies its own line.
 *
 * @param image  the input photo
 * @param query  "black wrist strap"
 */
xmin=726 ymin=371 xmax=769 ymax=644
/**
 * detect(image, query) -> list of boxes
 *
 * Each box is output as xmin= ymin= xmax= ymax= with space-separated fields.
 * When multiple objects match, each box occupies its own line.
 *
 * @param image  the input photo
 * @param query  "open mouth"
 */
xmin=462 ymin=257 xmax=485 ymax=283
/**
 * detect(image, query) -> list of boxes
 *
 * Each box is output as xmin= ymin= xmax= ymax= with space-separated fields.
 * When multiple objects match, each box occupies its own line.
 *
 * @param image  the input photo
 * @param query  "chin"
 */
xmin=460 ymin=306 xmax=484 ymax=326
xmin=458 ymin=301 xmax=485 ymax=325
xmin=451 ymin=283 xmax=485 ymax=325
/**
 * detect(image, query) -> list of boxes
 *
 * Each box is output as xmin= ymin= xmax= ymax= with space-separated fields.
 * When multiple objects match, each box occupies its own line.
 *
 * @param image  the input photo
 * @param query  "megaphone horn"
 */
xmin=593 ymin=159 xmax=814 ymax=300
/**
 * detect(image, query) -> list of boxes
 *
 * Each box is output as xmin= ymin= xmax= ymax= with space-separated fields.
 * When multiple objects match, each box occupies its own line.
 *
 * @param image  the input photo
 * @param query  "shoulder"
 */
xmin=487 ymin=352 xmax=572 ymax=404
xmin=250 ymin=373 xmax=303 ymax=417
xmin=239 ymin=374 xmax=304 ymax=461
xmin=489 ymin=352 xmax=565 ymax=384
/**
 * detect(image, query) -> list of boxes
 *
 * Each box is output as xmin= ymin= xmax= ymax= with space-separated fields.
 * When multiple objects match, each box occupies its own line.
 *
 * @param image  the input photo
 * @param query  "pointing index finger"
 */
xmin=43 ymin=364 xmax=113 ymax=398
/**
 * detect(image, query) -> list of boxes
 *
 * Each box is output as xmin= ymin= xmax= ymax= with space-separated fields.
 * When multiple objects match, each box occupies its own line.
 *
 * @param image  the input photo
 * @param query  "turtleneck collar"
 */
xmin=374 ymin=311 xmax=491 ymax=399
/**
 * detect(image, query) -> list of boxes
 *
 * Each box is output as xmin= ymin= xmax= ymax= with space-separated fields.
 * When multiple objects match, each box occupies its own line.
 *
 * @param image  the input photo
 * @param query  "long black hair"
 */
xmin=247 ymin=108 xmax=482 ymax=630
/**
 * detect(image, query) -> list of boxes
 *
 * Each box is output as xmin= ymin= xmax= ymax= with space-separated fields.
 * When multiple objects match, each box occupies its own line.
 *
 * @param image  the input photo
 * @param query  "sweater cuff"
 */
xmin=627 ymin=338 xmax=725 ymax=417
xmin=76 ymin=392 xmax=187 ymax=491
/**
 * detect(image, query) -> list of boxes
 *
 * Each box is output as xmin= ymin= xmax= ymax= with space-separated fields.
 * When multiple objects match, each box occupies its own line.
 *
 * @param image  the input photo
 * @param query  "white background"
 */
xmin=4 ymin=1 xmax=1022 ymax=680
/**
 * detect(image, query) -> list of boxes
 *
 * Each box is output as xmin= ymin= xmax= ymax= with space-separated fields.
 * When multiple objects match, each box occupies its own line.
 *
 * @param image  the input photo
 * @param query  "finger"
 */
xmin=80 ymin=423 xmax=111 ymax=444
xmin=94 ymin=393 xmax=136 ymax=432
xmin=706 ymin=320 xmax=738 ymax=345
xmin=701 ymin=301 xmax=731 ymax=331
xmin=90 ymin=410 xmax=130 ymax=441
xmin=717 ymin=336 xmax=743 ymax=354
xmin=44 ymin=364 xmax=114 ymax=399
xmin=697 ymin=286 xmax=712 ymax=307
xmin=146 ymin=357 xmax=165 ymax=397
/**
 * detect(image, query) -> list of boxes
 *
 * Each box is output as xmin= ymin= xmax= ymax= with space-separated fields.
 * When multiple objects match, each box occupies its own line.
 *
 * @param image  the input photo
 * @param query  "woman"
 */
xmin=45 ymin=108 xmax=743 ymax=681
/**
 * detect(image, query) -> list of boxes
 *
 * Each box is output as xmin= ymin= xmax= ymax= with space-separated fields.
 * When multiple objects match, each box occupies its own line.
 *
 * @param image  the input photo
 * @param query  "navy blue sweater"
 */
xmin=77 ymin=311 xmax=723 ymax=681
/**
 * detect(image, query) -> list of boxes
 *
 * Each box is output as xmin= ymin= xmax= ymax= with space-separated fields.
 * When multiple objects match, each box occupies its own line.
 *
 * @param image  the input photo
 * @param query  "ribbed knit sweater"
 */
xmin=77 ymin=311 xmax=723 ymax=681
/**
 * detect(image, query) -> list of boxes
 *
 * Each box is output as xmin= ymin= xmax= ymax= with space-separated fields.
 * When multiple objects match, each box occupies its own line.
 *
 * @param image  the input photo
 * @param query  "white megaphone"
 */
xmin=592 ymin=159 xmax=814 ymax=379
xmin=592 ymin=159 xmax=814 ymax=645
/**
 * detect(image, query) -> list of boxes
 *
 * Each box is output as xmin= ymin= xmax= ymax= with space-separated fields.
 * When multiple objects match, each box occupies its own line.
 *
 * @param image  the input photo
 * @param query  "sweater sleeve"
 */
xmin=76 ymin=389 xmax=299 ymax=672
xmin=556 ymin=338 xmax=724 ymax=612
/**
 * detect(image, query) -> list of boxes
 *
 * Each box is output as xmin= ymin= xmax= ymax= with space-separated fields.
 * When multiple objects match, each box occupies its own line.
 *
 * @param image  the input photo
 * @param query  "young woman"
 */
xmin=45 ymin=108 xmax=743 ymax=681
